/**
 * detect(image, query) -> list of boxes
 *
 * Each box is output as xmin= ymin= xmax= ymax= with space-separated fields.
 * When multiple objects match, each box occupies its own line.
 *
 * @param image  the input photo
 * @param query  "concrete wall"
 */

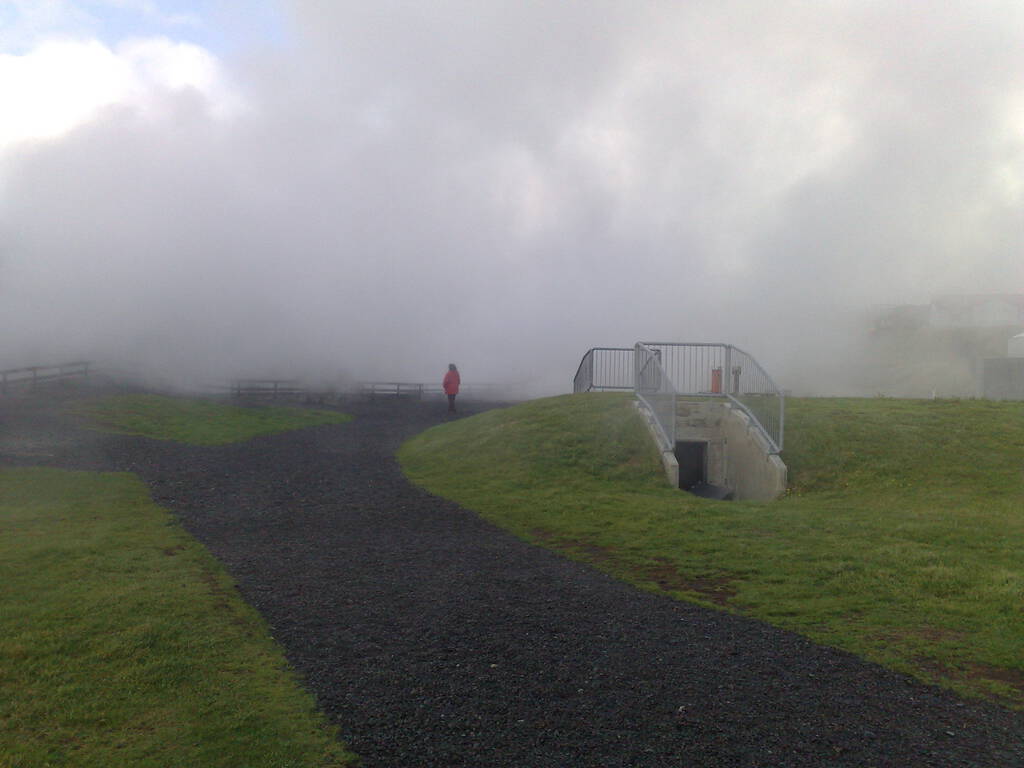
xmin=675 ymin=400 xmax=727 ymax=486
xmin=982 ymin=358 xmax=1024 ymax=400
xmin=632 ymin=401 xmax=678 ymax=488
xmin=719 ymin=404 xmax=788 ymax=501
xmin=675 ymin=398 xmax=787 ymax=501
xmin=635 ymin=396 xmax=788 ymax=500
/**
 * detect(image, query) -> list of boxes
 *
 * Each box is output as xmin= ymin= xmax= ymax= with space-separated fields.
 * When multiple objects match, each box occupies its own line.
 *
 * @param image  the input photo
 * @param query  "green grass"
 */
xmin=399 ymin=392 xmax=1024 ymax=707
xmin=0 ymin=467 xmax=356 ymax=768
xmin=75 ymin=394 xmax=350 ymax=445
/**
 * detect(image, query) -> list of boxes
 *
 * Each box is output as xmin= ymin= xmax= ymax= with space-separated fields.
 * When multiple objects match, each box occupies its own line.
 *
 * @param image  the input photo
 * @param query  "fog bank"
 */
xmin=2 ymin=2 xmax=1023 ymax=395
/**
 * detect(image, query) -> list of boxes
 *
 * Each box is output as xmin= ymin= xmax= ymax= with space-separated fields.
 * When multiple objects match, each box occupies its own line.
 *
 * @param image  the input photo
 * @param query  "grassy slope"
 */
xmin=0 ymin=467 xmax=356 ymax=768
xmin=75 ymin=394 xmax=350 ymax=445
xmin=399 ymin=393 xmax=1024 ymax=706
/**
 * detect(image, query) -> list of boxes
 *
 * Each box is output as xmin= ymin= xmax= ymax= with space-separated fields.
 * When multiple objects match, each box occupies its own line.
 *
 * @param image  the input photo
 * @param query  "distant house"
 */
xmin=870 ymin=304 xmax=930 ymax=331
xmin=929 ymin=294 xmax=1024 ymax=328
xmin=872 ymin=294 xmax=1024 ymax=331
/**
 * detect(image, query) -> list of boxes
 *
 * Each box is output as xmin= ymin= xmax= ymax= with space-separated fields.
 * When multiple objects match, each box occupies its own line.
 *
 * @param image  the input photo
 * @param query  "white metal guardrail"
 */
xmin=573 ymin=347 xmax=635 ymax=393
xmin=573 ymin=343 xmax=784 ymax=453
xmin=641 ymin=342 xmax=783 ymax=452
xmin=725 ymin=346 xmax=784 ymax=453
xmin=634 ymin=343 xmax=676 ymax=450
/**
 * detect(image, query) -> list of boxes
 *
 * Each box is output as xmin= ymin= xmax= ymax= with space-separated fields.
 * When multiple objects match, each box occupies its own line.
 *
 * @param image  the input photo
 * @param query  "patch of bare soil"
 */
xmin=967 ymin=664 xmax=1024 ymax=699
xmin=531 ymin=531 xmax=738 ymax=606
xmin=915 ymin=654 xmax=1024 ymax=707
xmin=641 ymin=562 xmax=738 ymax=606
xmin=4 ymin=391 xmax=1024 ymax=767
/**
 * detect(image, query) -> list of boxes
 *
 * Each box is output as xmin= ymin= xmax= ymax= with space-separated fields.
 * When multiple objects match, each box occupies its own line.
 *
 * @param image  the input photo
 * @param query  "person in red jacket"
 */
xmin=443 ymin=363 xmax=460 ymax=412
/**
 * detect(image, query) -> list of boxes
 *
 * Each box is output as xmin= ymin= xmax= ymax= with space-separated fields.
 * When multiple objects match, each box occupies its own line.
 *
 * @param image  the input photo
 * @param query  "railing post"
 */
xmin=724 ymin=345 xmax=732 ymax=395
xmin=633 ymin=343 xmax=640 ymax=395
xmin=778 ymin=396 xmax=785 ymax=452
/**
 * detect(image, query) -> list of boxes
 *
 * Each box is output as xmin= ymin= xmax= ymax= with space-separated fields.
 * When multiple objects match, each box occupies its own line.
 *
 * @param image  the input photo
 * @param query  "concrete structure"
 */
xmin=872 ymin=295 xmax=1024 ymax=332
xmin=978 ymin=333 xmax=1024 ymax=400
xmin=1009 ymin=333 xmax=1024 ymax=358
xmin=981 ymin=358 xmax=1024 ymax=400
xmin=634 ymin=401 xmax=679 ymax=489
xmin=638 ymin=398 xmax=787 ymax=502
xmin=930 ymin=294 xmax=1024 ymax=329
xmin=675 ymin=400 xmax=728 ymax=487
xmin=717 ymin=405 xmax=788 ymax=501
xmin=676 ymin=399 xmax=787 ymax=501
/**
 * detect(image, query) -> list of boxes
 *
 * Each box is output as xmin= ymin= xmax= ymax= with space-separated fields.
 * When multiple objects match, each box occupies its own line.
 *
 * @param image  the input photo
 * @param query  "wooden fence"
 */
xmin=228 ymin=379 xmax=307 ymax=399
xmin=358 ymin=382 xmax=445 ymax=399
xmin=1 ymin=362 xmax=91 ymax=394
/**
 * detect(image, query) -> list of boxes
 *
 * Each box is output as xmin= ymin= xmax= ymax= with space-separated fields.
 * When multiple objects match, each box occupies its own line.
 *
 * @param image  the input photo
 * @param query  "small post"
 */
xmin=633 ymin=343 xmax=640 ymax=394
xmin=724 ymin=345 xmax=732 ymax=395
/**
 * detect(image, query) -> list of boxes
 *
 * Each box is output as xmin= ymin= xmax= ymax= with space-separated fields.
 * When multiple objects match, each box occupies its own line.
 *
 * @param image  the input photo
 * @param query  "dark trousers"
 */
xmin=447 ymin=394 xmax=457 ymax=412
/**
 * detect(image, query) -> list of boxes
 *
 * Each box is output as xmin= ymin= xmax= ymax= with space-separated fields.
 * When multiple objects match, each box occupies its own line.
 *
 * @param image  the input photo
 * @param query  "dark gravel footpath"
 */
xmin=4 ymin=393 xmax=1024 ymax=767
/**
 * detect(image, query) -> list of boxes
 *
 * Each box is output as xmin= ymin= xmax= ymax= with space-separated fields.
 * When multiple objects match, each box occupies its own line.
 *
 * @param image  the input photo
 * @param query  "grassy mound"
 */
xmin=76 ymin=394 xmax=350 ymax=445
xmin=0 ymin=467 xmax=356 ymax=767
xmin=400 ymin=392 xmax=1024 ymax=706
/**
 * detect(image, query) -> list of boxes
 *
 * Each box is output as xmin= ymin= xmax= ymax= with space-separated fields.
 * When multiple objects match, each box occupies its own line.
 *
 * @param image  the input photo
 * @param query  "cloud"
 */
xmin=2 ymin=1 xmax=1024 ymax=394
xmin=0 ymin=35 xmax=239 ymax=154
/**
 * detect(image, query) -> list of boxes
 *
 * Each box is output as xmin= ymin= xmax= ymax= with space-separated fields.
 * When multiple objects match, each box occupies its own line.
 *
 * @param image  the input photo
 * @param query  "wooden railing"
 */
xmin=358 ymin=382 xmax=445 ymax=399
xmin=229 ymin=379 xmax=306 ymax=399
xmin=1 ymin=362 xmax=91 ymax=394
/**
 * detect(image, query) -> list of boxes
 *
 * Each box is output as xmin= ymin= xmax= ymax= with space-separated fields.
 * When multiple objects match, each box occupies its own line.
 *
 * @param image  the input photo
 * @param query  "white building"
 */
xmin=929 ymin=294 xmax=1024 ymax=328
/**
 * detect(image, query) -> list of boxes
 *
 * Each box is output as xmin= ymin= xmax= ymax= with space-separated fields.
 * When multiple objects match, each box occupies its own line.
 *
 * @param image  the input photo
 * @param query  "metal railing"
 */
xmin=640 ymin=343 xmax=728 ymax=396
xmin=642 ymin=342 xmax=784 ymax=452
xmin=634 ymin=343 xmax=676 ymax=450
xmin=727 ymin=346 xmax=784 ymax=453
xmin=1 ymin=361 xmax=91 ymax=394
xmin=573 ymin=347 xmax=635 ymax=393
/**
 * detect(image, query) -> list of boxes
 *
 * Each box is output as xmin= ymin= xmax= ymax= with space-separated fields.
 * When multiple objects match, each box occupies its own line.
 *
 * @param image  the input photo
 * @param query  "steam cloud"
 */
xmin=2 ymin=1 xmax=1023 ymax=394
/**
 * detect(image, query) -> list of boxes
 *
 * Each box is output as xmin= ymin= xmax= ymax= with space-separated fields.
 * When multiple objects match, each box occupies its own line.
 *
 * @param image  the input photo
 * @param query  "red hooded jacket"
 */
xmin=443 ymin=369 xmax=461 ymax=395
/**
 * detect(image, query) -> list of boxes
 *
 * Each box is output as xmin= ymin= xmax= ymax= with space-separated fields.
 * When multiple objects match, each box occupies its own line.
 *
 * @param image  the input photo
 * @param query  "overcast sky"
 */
xmin=2 ymin=1 xmax=1023 ymax=392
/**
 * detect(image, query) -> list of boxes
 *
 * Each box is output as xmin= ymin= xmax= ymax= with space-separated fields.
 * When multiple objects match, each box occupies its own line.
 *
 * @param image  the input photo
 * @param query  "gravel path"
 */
xmin=3 ymin=393 xmax=1024 ymax=767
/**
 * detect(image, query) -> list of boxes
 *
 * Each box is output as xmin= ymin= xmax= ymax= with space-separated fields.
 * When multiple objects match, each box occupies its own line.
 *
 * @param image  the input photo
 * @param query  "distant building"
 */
xmin=866 ymin=294 xmax=1024 ymax=399
xmin=1010 ymin=332 xmax=1024 ymax=358
xmin=981 ymin=330 xmax=1024 ymax=401
xmin=929 ymin=294 xmax=1024 ymax=328
xmin=872 ymin=294 xmax=1024 ymax=332
xmin=870 ymin=303 xmax=930 ymax=331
